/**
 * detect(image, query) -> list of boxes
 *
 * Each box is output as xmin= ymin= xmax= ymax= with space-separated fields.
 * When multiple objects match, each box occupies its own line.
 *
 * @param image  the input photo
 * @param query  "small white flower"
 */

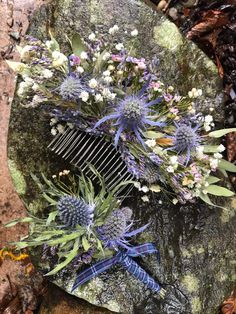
xmin=108 ymin=25 xmax=119 ymax=35
xmin=141 ymin=195 xmax=149 ymax=202
xmin=88 ymin=32 xmax=96 ymax=41
xmin=88 ymin=78 xmax=98 ymax=89
xmin=79 ymin=91 xmax=89 ymax=102
xmin=51 ymin=128 xmax=57 ymax=136
xmin=80 ymin=51 xmax=88 ymax=59
xmin=103 ymin=70 xmax=111 ymax=76
xmin=196 ymin=146 xmax=204 ymax=159
xmin=108 ymin=65 xmax=115 ymax=71
xmin=102 ymin=52 xmax=111 ymax=61
xmin=141 ymin=186 xmax=149 ymax=193
xmin=57 ymin=124 xmax=65 ymax=134
xmin=158 ymin=200 xmax=163 ymax=204
xmin=213 ymin=152 xmax=223 ymax=159
xmin=32 ymin=83 xmax=40 ymax=92
xmin=76 ymin=66 xmax=84 ymax=74
xmin=204 ymin=124 xmax=211 ymax=132
xmin=95 ymin=94 xmax=103 ymax=103
xmin=169 ymin=156 xmax=178 ymax=165
xmin=67 ymin=122 xmax=74 ymax=129
xmin=197 ymin=89 xmax=203 ymax=96
xmin=167 ymin=166 xmax=175 ymax=173
xmin=205 ymin=115 xmax=213 ymax=123
xmin=172 ymin=198 xmax=178 ymax=205
xmin=107 ymin=93 xmax=116 ymax=100
xmin=117 ymin=70 xmax=123 ymax=76
xmin=145 ymin=139 xmax=156 ymax=148
xmin=134 ymin=182 xmax=141 ymax=189
xmin=52 ymin=174 xmax=57 ymax=179
xmin=45 ymin=40 xmax=54 ymax=50
xmin=210 ymin=158 xmax=219 ymax=169
xmin=188 ymin=91 xmax=193 ymax=98
xmin=217 ymin=144 xmax=225 ymax=152
xmin=42 ymin=69 xmax=53 ymax=79
xmin=104 ymin=76 xmax=113 ymax=84
xmin=115 ymin=43 xmax=124 ymax=51
xmin=52 ymin=51 xmax=67 ymax=67
xmin=131 ymin=29 xmax=138 ymax=37
xmin=50 ymin=118 xmax=58 ymax=126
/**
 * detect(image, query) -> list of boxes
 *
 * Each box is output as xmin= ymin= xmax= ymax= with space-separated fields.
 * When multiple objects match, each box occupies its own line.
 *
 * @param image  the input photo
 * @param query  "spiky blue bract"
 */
xmin=169 ymin=123 xmax=201 ymax=164
xmin=94 ymin=93 xmax=165 ymax=147
xmin=57 ymin=195 xmax=94 ymax=228
xmin=97 ymin=207 xmax=148 ymax=250
xmin=59 ymin=75 xmax=85 ymax=100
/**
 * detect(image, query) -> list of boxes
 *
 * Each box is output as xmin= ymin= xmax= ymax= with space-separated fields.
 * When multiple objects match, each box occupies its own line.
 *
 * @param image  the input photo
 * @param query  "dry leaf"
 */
xmin=220 ymin=289 xmax=236 ymax=314
xmin=156 ymin=138 xmax=173 ymax=146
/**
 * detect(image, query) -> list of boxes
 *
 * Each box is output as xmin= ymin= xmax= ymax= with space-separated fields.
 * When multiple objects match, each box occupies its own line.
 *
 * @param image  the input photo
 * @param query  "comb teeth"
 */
xmin=48 ymin=127 xmax=134 ymax=196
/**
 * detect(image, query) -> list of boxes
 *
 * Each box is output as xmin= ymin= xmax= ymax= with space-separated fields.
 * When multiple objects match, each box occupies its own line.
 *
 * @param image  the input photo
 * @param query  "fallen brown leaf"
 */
xmin=187 ymin=10 xmax=229 ymax=39
xmin=220 ymin=289 xmax=236 ymax=314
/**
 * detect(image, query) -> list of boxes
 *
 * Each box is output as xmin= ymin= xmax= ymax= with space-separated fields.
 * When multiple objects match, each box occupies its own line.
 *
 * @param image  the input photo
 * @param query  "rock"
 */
xmin=8 ymin=0 xmax=236 ymax=313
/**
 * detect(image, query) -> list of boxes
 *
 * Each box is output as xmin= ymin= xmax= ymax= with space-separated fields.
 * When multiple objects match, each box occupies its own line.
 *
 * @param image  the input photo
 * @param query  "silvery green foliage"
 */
xmin=57 ymin=195 xmax=94 ymax=228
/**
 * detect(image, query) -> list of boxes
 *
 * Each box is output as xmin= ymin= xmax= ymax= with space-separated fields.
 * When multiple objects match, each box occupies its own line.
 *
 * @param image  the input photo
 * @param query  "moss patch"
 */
xmin=8 ymin=159 xmax=27 ymax=195
xmin=182 ymin=274 xmax=199 ymax=293
xmin=153 ymin=20 xmax=183 ymax=50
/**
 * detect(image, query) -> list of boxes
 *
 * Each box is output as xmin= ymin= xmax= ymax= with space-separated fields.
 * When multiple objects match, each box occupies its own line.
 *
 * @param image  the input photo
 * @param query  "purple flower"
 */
xmin=97 ymin=207 xmax=148 ymax=250
xmin=69 ymin=54 xmax=81 ymax=66
xmin=94 ymin=89 xmax=165 ymax=147
xmin=168 ymin=122 xmax=201 ymax=164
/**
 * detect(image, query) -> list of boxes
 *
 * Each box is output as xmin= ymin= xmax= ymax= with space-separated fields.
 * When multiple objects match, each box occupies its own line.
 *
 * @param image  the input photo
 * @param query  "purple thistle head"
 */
xmin=94 ymin=91 xmax=165 ymax=147
xmin=97 ymin=207 xmax=148 ymax=250
xmin=59 ymin=75 xmax=86 ymax=101
xmin=139 ymin=160 xmax=160 ymax=184
xmin=57 ymin=195 xmax=95 ymax=228
xmin=169 ymin=123 xmax=201 ymax=164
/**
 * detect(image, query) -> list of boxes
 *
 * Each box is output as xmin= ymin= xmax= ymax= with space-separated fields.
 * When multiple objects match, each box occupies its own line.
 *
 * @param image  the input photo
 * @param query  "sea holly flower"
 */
xmin=94 ymin=90 xmax=165 ymax=147
xmin=57 ymin=195 xmax=95 ymax=228
xmin=59 ymin=75 xmax=89 ymax=101
xmin=167 ymin=122 xmax=201 ymax=165
xmin=97 ymin=207 xmax=148 ymax=250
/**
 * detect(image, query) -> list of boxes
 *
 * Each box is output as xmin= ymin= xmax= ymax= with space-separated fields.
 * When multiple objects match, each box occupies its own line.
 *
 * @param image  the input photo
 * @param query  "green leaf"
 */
xmin=45 ymin=240 xmax=79 ymax=276
xmin=46 ymin=211 xmax=58 ymax=226
xmin=205 ymin=185 xmax=234 ymax=197
xmin=199 ymin=193 xmax=226 ymax=210
xmin=208 ymin=128 xmax=236 ymax=138
xmin=82 ymin=236 xmax=90 ymax=251
xmin=12 ymin=242 xmax=30 ymax=249
xmin=49 ymin=29 xmax=60 ymax=51
xmin=93 ymin=50 xmax=107 ymax=73
xmin=203 ymin=145 xmax=219 ymax=153
xmin=71 ymin=34 xmax=86 ymax=56
xmin=5 ymin=217 xmax=34 ymax=227
xmin=218 ymin=159 xmax=236 ymax=172
xmin=47 ymin=231 xmax=84 ymax=246
xmin=143 ymin=131 xmax=164 ymax=139
xmin=206 ymin=176 xmax=221 ymax=184
xmin=42 ymin=193 xmax=57 ymax=205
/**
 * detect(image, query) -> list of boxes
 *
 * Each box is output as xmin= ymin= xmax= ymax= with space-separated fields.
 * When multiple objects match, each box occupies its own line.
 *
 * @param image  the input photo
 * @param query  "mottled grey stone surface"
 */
xmin=8 ymin=1 xmax=236 ymax=313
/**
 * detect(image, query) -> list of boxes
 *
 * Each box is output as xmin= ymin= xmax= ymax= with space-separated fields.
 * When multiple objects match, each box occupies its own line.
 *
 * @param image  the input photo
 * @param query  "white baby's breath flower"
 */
xmin=42 ymin=69 xmax=53 ymax=78
xmin=102 ymin=52 xmax=111 ymax=61
xmin=108 ymin=25 xmax=119 ymax=35
xmin=104 ymin=76 xmax=113 ymax=84
xmin=169 ymin=156 xmax=178 ymax=165
xmin=50 ymin=118 xmax=58 ymax=126
xmin=52 ymin=174 xmax=57 ymax=179
xmin=131 ymin=29 xmax=138 ymax=37
xmin=103 ymin=70 xmax=111 ymax=76
xmin=210 ymin=158 xmax=219 ymax=170
xmin=80 ymin=51 xmax=88 ymax=59
xmin=205 ymin=115 xmax=213 ymax=123
xmin=134 ymin=182 xmax=141 ymax=190
xmin=79 ymin=91 xmax=89 ymax=102
xmin=141 ymin=195 xmax=149 ymax=203
xmin=76 ymin=66 xmax=84 ymax=74
xmin=172 ymin=198 xmax=178 ymax=205
xmin=145 ymin=139 xmax=156 ymax=148
xmin=213 ymin=152 xmax=223 ymax=159
xmin=141 ymin=186 xmax=149 ymax=193
xmin=51 ymin=128 xmax=57 ymax=136
xmin=57 ymin=124 xmax=65 ymax=134
xmin=117 ymin=70 xmax=123 ymax=76
xmin=217 ymin=144 xmax=225 ymax=152
xmin=108 ymin=93 xmax=116 ymax=100
xmin=108 ymin=65 xmax=115 ymax=71
xmin=115 ymin=43 xmax=124 ymax=51
xmin=196 ymin=146 xmax=204 ymax=159
xmin=95 ymin=94 xmax=103 ymax=103
xmin=32 ymin=83 xmax=40 ymax=91
xmin=88 ymin=78 xmax=98 ymax=89
xmin=45 ymin=40 xmax=54 ymax=50
xmin=52 ymin=51 xmax=67 ymax=67
xmin=167 ymin=166 xmax=175 ymax=173
xmin=88 ymin=33 xmax=96 ymax=41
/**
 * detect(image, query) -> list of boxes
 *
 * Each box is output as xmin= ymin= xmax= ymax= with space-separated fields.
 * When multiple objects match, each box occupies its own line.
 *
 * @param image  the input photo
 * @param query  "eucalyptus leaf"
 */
xmin=203 ymin=145 xmax=219 ymax=153
xmin=46 ymin=211 xmax=58 ymax=226
xmin=143 ymin=131 xmax=164 ymax=139
xmin=205 ymin=185 xmax=234 ymax=197
xmin=199 ymin=193 xmax=227 ymax=210
xmin=71 ymin=34 xmax=86 ymax=56
xmin=208 ymin=128 xmax=236 ymax=138
xmin=219 ymin=159 xmax=236 ymax=173
xmin=206 ymin=176 xmax=221 ymax=184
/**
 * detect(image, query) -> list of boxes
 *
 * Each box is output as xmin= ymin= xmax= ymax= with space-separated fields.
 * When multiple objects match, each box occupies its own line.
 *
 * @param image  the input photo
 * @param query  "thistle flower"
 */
xmin=140 ymin=161 xmax=160 ymax=184
xmin=97 ymin=207 xmax=148 ymax=250
xmin=94 ymin=91 xmax=165 ymax=147
xmin=168 ymin=123 xmax=201 ymax=164
xmin=59 ymin=75 xmax=87 ymax=101
xmin=57 ymin=195 xmax=95 ymax=228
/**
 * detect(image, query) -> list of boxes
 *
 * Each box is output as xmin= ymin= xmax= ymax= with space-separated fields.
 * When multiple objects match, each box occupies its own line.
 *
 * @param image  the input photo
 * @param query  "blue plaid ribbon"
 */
xmin=72 ymin=243 xmax=161 ymax=293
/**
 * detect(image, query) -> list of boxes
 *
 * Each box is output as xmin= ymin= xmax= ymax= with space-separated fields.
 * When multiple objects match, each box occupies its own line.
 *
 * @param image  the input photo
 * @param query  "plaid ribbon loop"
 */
xmin=72 ymin=243 xmax=161 ymax=294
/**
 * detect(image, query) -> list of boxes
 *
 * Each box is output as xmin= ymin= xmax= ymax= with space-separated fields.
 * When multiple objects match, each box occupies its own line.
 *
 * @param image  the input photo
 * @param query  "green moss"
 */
xmin=182 ymin=274 xmax=199 ymax=293
xmin=8 ymin=159 xmax=27 ymax=195
xmin=191 ymin=297 xmax=202 ymax=313
xmin=153 ymin=20 xmax=183 ymax=50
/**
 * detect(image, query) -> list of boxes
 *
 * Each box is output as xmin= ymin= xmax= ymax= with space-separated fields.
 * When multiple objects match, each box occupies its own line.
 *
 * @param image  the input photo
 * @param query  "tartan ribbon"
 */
xmin=72 ymin=243 xmax=161 ymax=293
